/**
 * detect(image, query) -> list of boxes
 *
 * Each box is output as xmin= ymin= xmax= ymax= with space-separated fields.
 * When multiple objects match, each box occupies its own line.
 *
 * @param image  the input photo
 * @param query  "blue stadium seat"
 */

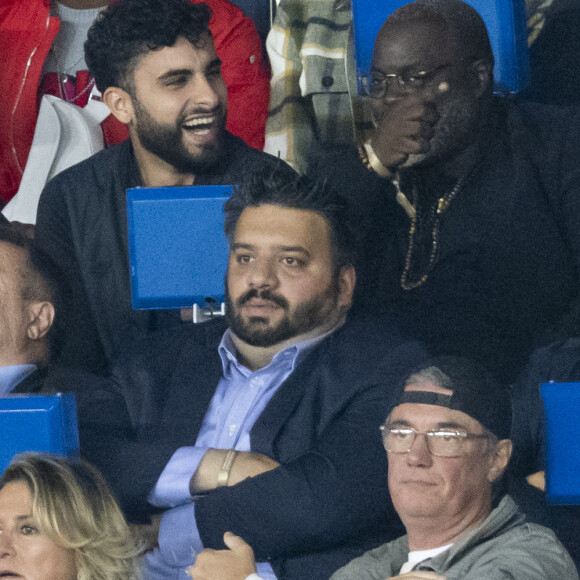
xmin=541 ymin=381 xmax=580 ymax=505
xmin=0 ymin=393 xmax=79 ymax=475
xmin=126 ymin=185 xmax=231 ymax=315
xmin=351 ymin=0 xmax=529 ymax=94
xmin=229 ymin=0 xmax=275 ymax=42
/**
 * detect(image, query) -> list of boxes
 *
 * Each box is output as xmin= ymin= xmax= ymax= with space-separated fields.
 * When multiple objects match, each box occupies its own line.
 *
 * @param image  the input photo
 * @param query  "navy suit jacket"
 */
xmin=74 ymin=315 xmax=426 ymax=579
xmin=11 ymin=367 xmax=47 ymax=394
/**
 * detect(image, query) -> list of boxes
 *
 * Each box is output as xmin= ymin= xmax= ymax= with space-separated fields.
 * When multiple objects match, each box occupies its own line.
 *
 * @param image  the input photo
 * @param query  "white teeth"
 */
xmin=183 ymin=116 xmax=214 ymax=127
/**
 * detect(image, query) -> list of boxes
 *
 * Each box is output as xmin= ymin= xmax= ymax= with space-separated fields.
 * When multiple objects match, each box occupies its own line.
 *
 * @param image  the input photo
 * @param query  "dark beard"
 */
xmin=132 ymin=96 xmax=225 ymax=173
xmin=226 ymin=285 xmax=339 ymax=348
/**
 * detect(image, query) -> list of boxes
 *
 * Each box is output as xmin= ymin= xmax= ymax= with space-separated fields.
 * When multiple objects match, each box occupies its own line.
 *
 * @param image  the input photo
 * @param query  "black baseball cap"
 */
xmin=388 ymin=356 xmax=512 ymax=440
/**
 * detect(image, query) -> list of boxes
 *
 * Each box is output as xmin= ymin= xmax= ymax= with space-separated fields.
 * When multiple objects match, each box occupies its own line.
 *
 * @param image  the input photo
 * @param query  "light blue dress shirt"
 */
xmin=0 ymin=364 xmax=37 ymax=395
xmin=142 ymin=329 xmax=328 ymax=580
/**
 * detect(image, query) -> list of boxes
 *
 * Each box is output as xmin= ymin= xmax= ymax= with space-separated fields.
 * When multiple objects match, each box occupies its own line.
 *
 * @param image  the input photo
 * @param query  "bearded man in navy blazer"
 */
xmin=75 ymin=176 xmax=427 ymax=580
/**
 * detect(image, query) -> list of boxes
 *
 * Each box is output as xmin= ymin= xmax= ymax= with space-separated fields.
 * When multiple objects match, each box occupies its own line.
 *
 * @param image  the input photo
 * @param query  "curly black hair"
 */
xmin=85 ymin=0 xmax=212 ymax=94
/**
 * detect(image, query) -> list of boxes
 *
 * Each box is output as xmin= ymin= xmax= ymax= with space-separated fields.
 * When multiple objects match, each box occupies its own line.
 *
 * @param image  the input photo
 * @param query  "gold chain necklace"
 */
xmin=399 ymin=176 xmax=458 ymax=291
xmin=397 ymin=153 xmax=488 ymax=292
xmin=391 ymin=133 xmax=493 ymax=290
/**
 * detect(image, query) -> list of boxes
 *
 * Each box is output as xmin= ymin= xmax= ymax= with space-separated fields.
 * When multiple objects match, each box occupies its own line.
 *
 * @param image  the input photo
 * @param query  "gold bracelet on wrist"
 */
xmin=216 ymin=449 xmax=238 ymax=487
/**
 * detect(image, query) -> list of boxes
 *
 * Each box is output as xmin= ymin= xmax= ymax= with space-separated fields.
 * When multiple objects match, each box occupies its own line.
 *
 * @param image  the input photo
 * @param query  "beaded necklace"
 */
xmin=395 ymin=152 xmax=488 ymax=291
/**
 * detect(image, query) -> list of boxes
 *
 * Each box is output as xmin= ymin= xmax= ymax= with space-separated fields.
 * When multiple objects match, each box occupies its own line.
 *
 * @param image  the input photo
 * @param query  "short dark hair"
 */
xmin=223 ymin=173 xmax=359 ymax=271
xmin=85 ymin=0 xmax=212 ymax=94
xmin=386 ymin=0 xmax=494 ymax=67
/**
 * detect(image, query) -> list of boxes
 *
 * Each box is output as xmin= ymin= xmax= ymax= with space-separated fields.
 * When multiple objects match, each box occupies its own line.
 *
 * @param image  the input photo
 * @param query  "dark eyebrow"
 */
xmin=157 ymin=68 xmax=193 ymax=83
xmin=231 ymin=243 xmax=310 ymax=255
xmin=388 ymin=419 xmax=413 ymax=428
xmin=157 ymin=56 xmax=222 ymax=83
xmin=276 ymin=246 xmax=310 ymax=255
xmin=207 ymin=57 xmax=222 ymax=70
xmin=371 ymin=62 xmax=426 ymax=75
xmin=231 ymin=243 xmax=255 ymax=251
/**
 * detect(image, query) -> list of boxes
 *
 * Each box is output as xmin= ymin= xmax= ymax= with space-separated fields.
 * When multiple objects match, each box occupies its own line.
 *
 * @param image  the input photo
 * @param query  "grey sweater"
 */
xmin=331 ymin=495 xmax=578 ymax=580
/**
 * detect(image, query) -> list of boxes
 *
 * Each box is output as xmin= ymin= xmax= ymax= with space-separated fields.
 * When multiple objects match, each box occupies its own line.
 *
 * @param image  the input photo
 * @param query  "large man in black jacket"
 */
xmin=34 ymin=0 xmax=296 ymax=374
xmin=73 ymin=177 xmax=426 ymax=580
xmin=308 ymin=0 xmax=580 ymax=386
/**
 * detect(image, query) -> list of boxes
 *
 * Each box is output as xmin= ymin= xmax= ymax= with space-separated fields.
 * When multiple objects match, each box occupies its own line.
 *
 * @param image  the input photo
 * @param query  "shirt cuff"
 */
xmin=255 ymin=562 xmax=278 ymax=580
xmin=149 ymin=446 xmax=206 ymax=507
xmin=158 ymin=502 xmax=204 ymax=566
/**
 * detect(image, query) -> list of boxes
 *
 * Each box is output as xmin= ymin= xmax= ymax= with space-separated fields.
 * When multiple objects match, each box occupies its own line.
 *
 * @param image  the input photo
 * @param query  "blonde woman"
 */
xmin=0 ymin=452 xmax=140 ymax=580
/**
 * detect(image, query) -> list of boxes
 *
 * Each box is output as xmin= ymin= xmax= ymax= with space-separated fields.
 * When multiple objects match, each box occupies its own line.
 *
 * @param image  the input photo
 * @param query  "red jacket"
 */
xmin=0 ymin=0 xmax=269 ymax=205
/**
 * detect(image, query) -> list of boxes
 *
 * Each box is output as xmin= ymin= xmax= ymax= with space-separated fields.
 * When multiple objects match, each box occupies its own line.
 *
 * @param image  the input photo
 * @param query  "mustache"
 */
xmin=236 ymin=288 xmax=289 ymax=309
xmin=180 ymin=104 xmax=222 ymax=120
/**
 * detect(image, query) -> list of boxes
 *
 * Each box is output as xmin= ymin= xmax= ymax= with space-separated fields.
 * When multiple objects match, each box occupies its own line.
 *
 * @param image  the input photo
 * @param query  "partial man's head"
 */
xmin=369 ymin=0 xmax=494 ymax=166
xmin=381 ymin=356 xmax=512 ymax=548
xmin=85 ymin=0 xmax=227 ymax=174
xmin=0 ymin=225 xmax=57 ymax=367
xmin=223 ymin=176 xmax=358 ymax=349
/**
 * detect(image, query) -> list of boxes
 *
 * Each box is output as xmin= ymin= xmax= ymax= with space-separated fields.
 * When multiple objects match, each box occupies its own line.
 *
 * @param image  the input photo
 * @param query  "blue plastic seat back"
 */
xmin=541 ymin=381 xmax=580 ymax=505
xmin=351 ymin=0 xmax=529 ymax=94
xmin=0 ymin=393 xmax=79 ymax=475
xmin=126 ymin=185 xmax=231 ymax=310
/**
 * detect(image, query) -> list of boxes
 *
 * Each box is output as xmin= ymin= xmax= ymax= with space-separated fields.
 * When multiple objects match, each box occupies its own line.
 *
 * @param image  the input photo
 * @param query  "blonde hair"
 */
xmin=0 ymin=453 xmax=141 ymax=580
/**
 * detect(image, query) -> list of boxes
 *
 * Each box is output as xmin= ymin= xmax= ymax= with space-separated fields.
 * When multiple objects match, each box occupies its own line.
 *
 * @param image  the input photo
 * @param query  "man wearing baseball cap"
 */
xmin=189 ymin=357 xmax=578 ymax=580
xmin=330 ymin=357 xmax=578 ymax=579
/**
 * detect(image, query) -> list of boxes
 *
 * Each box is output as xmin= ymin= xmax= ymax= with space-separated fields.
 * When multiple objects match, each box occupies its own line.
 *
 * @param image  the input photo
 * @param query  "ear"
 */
xmin=103 ymin=86 xmax=134 ymax=125
xmin=470 ymin=58 xmax=493 ymax=97
xmin=27 ymin=302 xmax=56 ymax=341
xmin=336 ymin=265 xmax=356 ymax=312
xmin=487 ymin=439 xmax=513 ymax=483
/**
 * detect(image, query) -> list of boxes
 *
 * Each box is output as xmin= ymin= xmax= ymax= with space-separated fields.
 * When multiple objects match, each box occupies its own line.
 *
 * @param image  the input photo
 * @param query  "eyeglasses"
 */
xmin=361 ymin=64 xmax=451 ymax=99
xmin=380 ymin=425 xmax=491 ymax=457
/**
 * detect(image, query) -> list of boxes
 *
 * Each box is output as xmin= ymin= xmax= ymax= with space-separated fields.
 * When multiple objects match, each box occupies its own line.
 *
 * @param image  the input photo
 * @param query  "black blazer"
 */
xmin=35 ymin=135 xmax=297 ymax=374
xmin=74 ymin=315 xmax=426 ymax=579
xmin=11 ymin=367 xmax=47 ymax=394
